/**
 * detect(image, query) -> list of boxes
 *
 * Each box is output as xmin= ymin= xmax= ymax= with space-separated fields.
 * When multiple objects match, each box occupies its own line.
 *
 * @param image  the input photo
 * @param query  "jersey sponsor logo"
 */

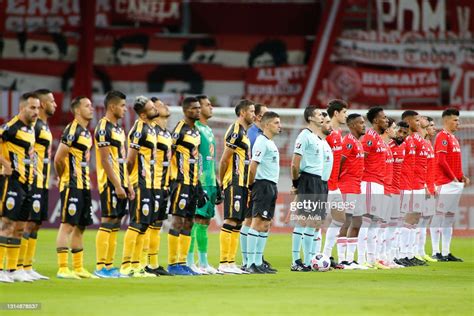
xmin=67 ymin=134 xmax=75 ymax=142
xmin=231 ymin=132 xmax=239 ymax=139
xmin=346 ymin=143 xmax=353 ymax=149
xmin=172 ymin=132 xmax=179 ymax=139
xmin=332 ymin=145 xmax=342 ymax=151
xmin=134 ymin=131 xmax=142 ymax=139
xmin=255 ymin=150 xmax=261 ymax=157
xmin=296 ymin=142 xmax=302 ymax=149
xmin=367 ymin=140 xmax=373 ymax=146
xmin=98 ymin=129 xmax=106 ymax=136
xmin=442 ymin=140 xmax=448 ymax=146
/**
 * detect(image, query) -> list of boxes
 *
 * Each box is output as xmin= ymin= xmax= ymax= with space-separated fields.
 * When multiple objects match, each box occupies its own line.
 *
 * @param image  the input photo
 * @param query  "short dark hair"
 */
xmin=182 ymin=96 xmax=199 ymax=109
xmin=425 ymin=116 xmax=434 ymax=122
xmin=442 ymin=108 xmax=460 ymax=118
xmin=397 ymin=121 xmax=409 ymax=129
xmin=104 ymin=90 xmax=126 ymax=109
xmin=20 ymin=92 xmax=39 ymax=102
xmin=133 ymin=96 xmax=149 ymax=115
xmin=347 ymin=113 xmax=361 ymax=125
xmin=150 ymin=97 xmax=159 ymax=103
xmin=401 ymin=110 xmax=419 ymax=120
xmin=322 ymin=112 xmax=328 ymax=118
xmin=34 ymin=89 xmax=52 ymax=96
xmin=303 ymin=106 xmax=318 ymax=123
xmin=196 ymin=95 xmax=208 ymax=103
xmin=387 ymin=117 xmax=395 ymax=127
xmin=70 ymin=96 xmax=87 ymax=112
xmin=235 ymin=99 xmax=254 ymax=116
xmin=327 ymin=99 xmax=348 ymax=118
xmin=366 ymin=107 xmax=384 ymax=124
xmin=255 ymin=103 xmax=267 ymax=116
xmin=261 ymin=111 xmax=280 ymax=124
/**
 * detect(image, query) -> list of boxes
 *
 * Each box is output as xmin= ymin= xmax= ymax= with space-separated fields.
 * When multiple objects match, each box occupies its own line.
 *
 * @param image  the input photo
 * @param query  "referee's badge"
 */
xmin=33 ymin=200 xmax=41 ymax=213
xmin=142 ymin=204 xmax=150 ymax=216
xmin=234 ymin=200 xmax=240 ymax=212
xmin=179 ymin=199 xmax=186 ymax=210
xmin=68 ymin=203 xmax=77 ymax=216
xmin=6 ymin=197 xmax=15 ymax=210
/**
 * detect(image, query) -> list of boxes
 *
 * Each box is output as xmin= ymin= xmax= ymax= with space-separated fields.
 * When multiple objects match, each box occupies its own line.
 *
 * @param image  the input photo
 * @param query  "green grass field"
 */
xmin=1 ymin=229 xmax=473 ymax=315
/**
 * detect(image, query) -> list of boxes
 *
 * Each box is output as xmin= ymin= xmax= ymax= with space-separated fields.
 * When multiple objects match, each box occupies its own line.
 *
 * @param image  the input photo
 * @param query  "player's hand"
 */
xmin=197 ymin=182 xmax=209 ymax=208
xmin=215 ymin=186 xmax=223 ymax=205
xmin=462 ymin=176 xmax=470 ymax=186
xmin=128 ymin=186 xmax=135 ymax=201
xmin=3 ymin=164 xmax=12 ymax=176
xmin=290 ymin=186 xmax=298 ymax=195
xmin=116 ymin=186 xmax=127 ymax=199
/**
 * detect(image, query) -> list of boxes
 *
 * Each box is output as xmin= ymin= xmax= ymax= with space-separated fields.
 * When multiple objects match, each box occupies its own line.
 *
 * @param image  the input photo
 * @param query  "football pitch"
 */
xmin=1 ymin=229 xmax=473 ymax=315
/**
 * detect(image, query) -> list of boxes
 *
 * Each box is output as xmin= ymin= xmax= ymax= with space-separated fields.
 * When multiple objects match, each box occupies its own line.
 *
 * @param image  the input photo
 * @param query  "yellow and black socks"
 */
xmin=57 ymin=247 xmax=69 ymax=270
xmin=23 ymin=232 xmax=37 ymax=271
xmin=219 ymin=224 xmax=233 ymax=264
xmin=131 ymin=231 xmax=145 ymax=269
xmin=228 ymin=226 xmax=241 ymax=264
xmin=178 ymin=230 xmax=191 ymax=265
xmin=168 ymin=229 xmax=180 ymax=265
xmin=16 ymin=233 xmax=29 ymax=270
xmin=148 ymin=225 xmax=161 ymax=268
xmin=140 ymin=228 xmax=151 ymax=267
xmin=0 ymin=236 xmax=8 ymax=271
xmin=96 ymin=223 xmax=114 ymax=271
xmin=72 ymin=248 xmax=84 ymax=272
xmin=121 ymin=226 xmax=140 ymax=269
xmin=105 ymin=224 xmax=120 ymax=269
xmin=6 ymin=237 xmax=21 ymax=271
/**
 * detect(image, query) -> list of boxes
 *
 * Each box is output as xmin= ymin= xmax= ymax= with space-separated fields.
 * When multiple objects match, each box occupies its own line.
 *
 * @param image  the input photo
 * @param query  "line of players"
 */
xmin=289 ymin=102 xmax=469 ymax=271
xmin=0 ymin=91 xmax=468 ymax=282
xmin=0 ymin=90 xmax=283 ymax=282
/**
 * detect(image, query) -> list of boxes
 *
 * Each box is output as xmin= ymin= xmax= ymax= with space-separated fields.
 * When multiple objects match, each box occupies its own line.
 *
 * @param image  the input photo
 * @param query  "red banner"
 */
xmin=110 ymin=0 xmax=182 ymax=26
xmin=244 ymin=66 xmax=306 ymax=108
xmin=322 ymin=65 xmax=440 ymax=106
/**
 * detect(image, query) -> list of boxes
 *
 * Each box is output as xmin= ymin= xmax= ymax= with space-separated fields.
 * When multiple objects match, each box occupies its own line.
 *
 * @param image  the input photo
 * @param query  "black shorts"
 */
xmin=152 ymin=189 xmax=169 ymax=222
xmin=99 ymin=184 xmax=128 ymax=219
xmin=1 ymin=177 xmax=31 ymax=221
xmin=296 ymin=172 xmax=327 ymax=220
xmin=251 ymin=180 xmax=278 ymax=220
xmin=169 ymin=181 xmax=197 ymax=218
xmin=0 ymin=175 xmax=7 ymax=216
xmin=29 ymin=186 xmax=49 ymax=222
xmin=60 ymin=187 xmax=93 ymax=226
xmin=129 ymin=186 xmax=154 ymax=226
xmin=224 ymin=185 xmax=250 ymax=221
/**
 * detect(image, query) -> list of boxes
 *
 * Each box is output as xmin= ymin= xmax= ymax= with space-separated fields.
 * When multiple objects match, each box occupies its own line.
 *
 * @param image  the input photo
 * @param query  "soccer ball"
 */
xmin=311 ymin=253 xmax=331 ymax=272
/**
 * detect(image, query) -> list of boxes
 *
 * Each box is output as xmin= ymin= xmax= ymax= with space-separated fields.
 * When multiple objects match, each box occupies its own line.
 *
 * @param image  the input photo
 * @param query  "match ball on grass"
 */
xmin=311 ymin=253 xmax=331 ymax=272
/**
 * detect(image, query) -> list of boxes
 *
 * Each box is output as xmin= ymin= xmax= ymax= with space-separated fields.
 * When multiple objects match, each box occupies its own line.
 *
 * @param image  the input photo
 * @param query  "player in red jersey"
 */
xmin=397 ymin=110 xmax=425 ymax=267
xmin=358 ymin=107 xmax=388 ymax=268
xmin=417 ymin=116 xmax=438 ymax=263
xmin=338 ymin=113 xmax=366 ymax=269
xmin=322 ymin=100 xmax=347 ymax=268
xmin=378 ymin=118 xmax=400 ymax=269
xmin=431 ymin=109 xmax=469 ymax=262
xmin=386 ymin=121 xmax=409 ymax=267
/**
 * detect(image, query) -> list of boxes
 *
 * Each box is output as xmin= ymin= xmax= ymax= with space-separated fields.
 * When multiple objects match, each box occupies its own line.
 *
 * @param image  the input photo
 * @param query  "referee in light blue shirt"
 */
xmin=245 ymin=111 xmax=281 ymax=274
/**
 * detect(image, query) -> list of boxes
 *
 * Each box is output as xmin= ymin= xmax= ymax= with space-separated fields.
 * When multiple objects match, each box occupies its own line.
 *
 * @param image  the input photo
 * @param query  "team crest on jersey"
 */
xmin=442 ymin=140 xmax=448 ymax=146
xmin=99 ymin=129 xmax=106 ymax=136
xmin=33 ymin=200 xmax=41 ymax=213
xmin=367 ymin=140 xmax=373 ymax=146
xmin=68 ymin=203 xmax=77 ymax=216
xmin=234 ymin=200 xmax=240 ymax=212
xmin=142 ymin=204 xmax=150 ymax=216
xmin=6 ymin=197 xmax=15 ymax=210
xmin=346 ymin=143 xmax=353 ymax=149
xmin=179 ymin=199 xmax=187 ymax=210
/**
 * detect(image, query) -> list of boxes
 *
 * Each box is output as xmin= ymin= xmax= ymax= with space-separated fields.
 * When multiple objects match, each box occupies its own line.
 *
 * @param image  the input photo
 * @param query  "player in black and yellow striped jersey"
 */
xmin=0 ymin=92 xmax=39 ymax=283
xmin=19 ymin=89 xmax=57 ymax=281
xmin=54 ymin=96 xmax=96 ymax=280
xmin=218 ymin=99 xmax=255 ymax=274
xmin=94 ymin=91 xmax=135 ymax=279
xmin=120 ymin=96 xmax=158 ymax=278
xmin=140 ymin=98 xmax=173 ymax=276
xmin=167 ymin=96 xmax=203 ymax=276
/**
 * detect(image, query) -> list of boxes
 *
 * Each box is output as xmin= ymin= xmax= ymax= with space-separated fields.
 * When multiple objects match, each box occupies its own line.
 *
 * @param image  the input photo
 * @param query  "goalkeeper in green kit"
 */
xmin=187 ymin=95 xmax=223 ymax=275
